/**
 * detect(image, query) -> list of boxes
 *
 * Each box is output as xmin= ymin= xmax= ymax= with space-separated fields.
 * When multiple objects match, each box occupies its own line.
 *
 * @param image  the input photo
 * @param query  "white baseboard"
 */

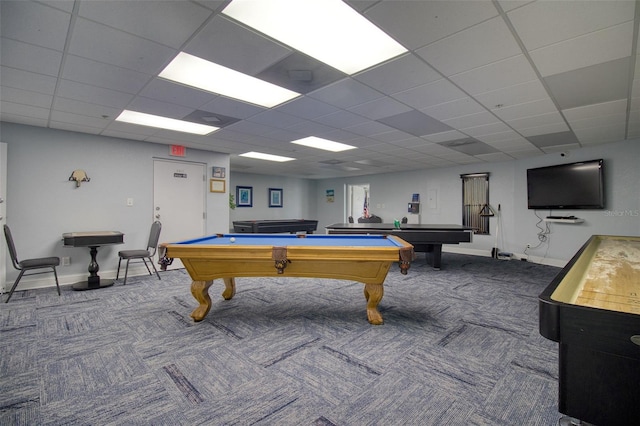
xmin=1 ymin=263 xmax=159 ymax=294
xmin=442 ymin=246 xmax=567 ymax=268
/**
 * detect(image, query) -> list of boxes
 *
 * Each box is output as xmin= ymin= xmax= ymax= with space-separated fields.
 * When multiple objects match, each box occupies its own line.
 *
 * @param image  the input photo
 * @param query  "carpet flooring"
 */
xmin=1 ymin=253 xmax=564 ymax=425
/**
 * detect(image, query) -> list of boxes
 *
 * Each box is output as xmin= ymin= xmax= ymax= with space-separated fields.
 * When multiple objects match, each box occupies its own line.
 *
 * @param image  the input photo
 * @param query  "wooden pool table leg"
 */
xmin=190 ymin=278 xmax=236 ymax=322
xmin=363 ymin=283 xmax=384 ymax=325
xmin=221 ymin=277 xmax=236 ymax=300
xmin=190 ymin=280 xmax=214 ymax=321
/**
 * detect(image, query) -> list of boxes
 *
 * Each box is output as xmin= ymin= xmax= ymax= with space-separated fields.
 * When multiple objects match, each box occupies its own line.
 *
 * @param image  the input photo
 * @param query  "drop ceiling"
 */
xmin=1 ymin=0 xmax=638 ymax=179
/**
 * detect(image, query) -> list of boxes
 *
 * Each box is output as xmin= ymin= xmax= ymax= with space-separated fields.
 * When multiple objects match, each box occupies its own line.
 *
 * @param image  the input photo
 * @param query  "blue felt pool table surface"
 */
xmin=175 ymin=233 xmax=407 ymax=247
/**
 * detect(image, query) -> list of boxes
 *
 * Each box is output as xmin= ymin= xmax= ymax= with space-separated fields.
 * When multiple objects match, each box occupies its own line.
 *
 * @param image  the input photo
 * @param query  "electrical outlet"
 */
xmin=62 ymin=257 xmax=71 ymax=266
xmin=526 ymin=244 xmax=531 ymax=248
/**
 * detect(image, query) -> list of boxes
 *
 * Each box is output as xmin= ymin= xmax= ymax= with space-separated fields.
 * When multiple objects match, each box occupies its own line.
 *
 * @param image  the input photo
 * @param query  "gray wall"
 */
xmin=229 ymin=172 xmax=316 ymax=230
xmin=1 ymin=122 xmax=230 ymax=289
xmin=2 ymin=120 xmax=638 ymax=291
xmin=314 ymin=137 xmax=639 ymax=265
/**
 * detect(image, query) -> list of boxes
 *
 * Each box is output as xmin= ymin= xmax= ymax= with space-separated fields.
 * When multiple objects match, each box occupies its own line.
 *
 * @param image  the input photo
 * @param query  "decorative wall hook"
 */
xmin=69 ymin=169 xmax=90 ymax=187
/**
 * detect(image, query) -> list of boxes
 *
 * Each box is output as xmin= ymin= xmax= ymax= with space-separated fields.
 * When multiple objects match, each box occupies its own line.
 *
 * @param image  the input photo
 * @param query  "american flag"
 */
xmin=363 ymin=192 xmax=370 ymax=218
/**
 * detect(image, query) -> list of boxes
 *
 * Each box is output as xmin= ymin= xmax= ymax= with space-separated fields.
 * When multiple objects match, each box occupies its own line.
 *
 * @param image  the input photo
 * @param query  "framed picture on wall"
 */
xmin=236 ymin=186 xmax=253 ymax=207
xmin=269 ymin=188 xmax=283 ymax=208
xmin=209 ymin=179 xmax=225 ymax=193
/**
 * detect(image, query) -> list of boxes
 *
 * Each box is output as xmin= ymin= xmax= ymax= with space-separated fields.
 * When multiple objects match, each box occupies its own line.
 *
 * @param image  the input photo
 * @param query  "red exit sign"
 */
xmin=170 ymin=145 xmax=186 ymax=157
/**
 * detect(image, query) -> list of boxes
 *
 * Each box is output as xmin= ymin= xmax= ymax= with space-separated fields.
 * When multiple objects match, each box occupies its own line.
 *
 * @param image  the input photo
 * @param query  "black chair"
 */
xmin=401 ymin=217 xmax=408 ymax=224
xmin=116 ymin=221 xmax=162 ymax=285
xmin=348 ymin=216 xmax=354 ymax=223
xmin=4 ymin=225 xmax=60 ymax=303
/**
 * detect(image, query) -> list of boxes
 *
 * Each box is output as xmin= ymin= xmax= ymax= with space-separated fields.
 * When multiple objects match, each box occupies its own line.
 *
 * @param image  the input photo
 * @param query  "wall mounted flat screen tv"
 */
xmin=527 ymin=159 xmax=604 ymax=210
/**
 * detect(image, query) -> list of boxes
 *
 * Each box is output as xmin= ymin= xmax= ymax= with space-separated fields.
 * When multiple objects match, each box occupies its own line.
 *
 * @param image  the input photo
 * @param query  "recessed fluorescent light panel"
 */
xmin=115 ymin=110 xmax=218 ymax=135
xmin=159 ymin=52 xmax=300 ymax=108
xmin=222 ymin=0 xmax=407 ymax=75
xmin=240 ymin=152 xmax=296 ymax=162
xmin=291 ymin=136 xmax=356 ymax=152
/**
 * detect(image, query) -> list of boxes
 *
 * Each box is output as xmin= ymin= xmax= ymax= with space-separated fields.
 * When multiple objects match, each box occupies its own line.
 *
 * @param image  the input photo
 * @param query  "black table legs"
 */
xmin=72 ymin=245 xmax=114 ymax=290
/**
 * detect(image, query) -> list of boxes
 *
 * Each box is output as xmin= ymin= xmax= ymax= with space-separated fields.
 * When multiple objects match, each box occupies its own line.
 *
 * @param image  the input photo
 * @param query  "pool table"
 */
xmin=326 ymin=223 xmax=473 ymax=269
xmin=539 ymin=235 xmax=640 ymax=426
xmin=160 ymin=234 xmax=414 ymax=325
xmin=233 ymin=219 xmax=318 ymax=234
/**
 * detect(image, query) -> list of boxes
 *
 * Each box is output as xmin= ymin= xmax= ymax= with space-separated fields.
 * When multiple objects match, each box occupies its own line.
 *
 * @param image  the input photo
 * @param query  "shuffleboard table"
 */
xmin=539 ymin=234 xmax=640 ymax=426
xmin=160 ymin=233 xmax=414 ymax=325
xmin=233 ymin=219 xmax=318 ymax=234
xmin=326 ymin=223 xmax=473 ymax=269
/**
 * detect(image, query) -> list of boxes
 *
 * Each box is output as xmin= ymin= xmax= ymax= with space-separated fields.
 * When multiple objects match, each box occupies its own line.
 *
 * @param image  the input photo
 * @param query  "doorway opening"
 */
xmin=346 ymin=183 xmax=370 ymax=222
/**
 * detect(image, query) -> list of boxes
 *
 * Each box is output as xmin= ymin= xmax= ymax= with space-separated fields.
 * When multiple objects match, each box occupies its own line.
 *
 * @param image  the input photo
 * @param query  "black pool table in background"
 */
xmin=326 ymin=223 xmax=473 ymax=269
xmin=233 ymin=219 xmax=318 ymax=234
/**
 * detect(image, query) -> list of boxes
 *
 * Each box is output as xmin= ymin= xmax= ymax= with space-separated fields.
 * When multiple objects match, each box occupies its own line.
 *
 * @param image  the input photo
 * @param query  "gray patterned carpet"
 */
xmin=1 ymin=254 xmax=563 ymax=425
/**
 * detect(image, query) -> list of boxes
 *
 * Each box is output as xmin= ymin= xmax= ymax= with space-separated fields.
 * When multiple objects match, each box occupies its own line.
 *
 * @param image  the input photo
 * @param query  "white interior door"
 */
xmin=153 ymin=159 xmax=206 ymax=270
xmin=0 ymin=143 xmax=6 ymax=292
xmin=347 ymin=183 xmax=369 ymax=221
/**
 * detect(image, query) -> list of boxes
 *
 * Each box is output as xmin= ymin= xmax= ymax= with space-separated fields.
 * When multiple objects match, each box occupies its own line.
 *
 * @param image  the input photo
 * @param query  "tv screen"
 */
xmin=527 ymin=159 xmax=604 ymax=210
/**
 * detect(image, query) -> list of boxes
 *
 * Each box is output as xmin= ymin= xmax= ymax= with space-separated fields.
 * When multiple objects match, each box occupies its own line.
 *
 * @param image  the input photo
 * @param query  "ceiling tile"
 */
xmin=68 ymin=18 xmax=177 ymax=74
xmin=526 ymin=130 xmax=579 ymax=148
xmin=348 ymin=97 xmax=412 ymax=120
xmin=530 ymin=21 xmax=634 ymax=77
xmin=78 ymin=0 xmax=212 ymax=49
xmin=1 ymin=86 xmax=53 ymax=109
xmin=492 ymin=98 xmax=559 ymax=121
xmin=62 ymin=55 xmax=150 ymax=94
xmin=354 ymin=53 xmax=441 ymax=95
xmin=497 ymin=1 xmax=535 ymax=13
xmin=199 ymin=95 xmax=265 ymax=119
xmin=416 ymin=16 xmax=521 ymax=76
xmin=364 ymin=0 xmax=498 ymax=50
xmin=562 ymin=99 xmax=628 ymax=122
xmin=450 ymin=55 xmax=537 ymax=95
xmin=313 ymin=110 xmax=369 ymax=129
xmin=50 ymin=110 xmax=110 ymax=129
xmin=392 ymin=79 xmax=467 ymax=110
xmin=140 ymin=79 xmax=219 ymax=109
xmin=423 ymin=130 xmax=469 ymax=143
xmin=0 ymin=66 xmax=58 ymax=95
xmin=420 ymin=97 xmax=486 ymax=121
xmin=257 ymin=52 xmax=347 ymax=94
xmin=308 ymin=78 xmax=383 ymax=109
xmin=275 ymin=97 xmax=340 ymax=120
xmin=53 ymin=97 xmax=121 ymax=120
xmin=377 ymin=110 xmax=453 ymax=137
xmin=519 ymin=122 xmax=571 ymax=137
xmin=507 ymin=0 xmax=635 ymax=51
xmin=474 ymin=79 xmax=549 ymax=110
xmin=460 ymin=122 xmax=513 ymax=138
xmin=439 ymin=138 xmax=499 ymax=155
xmin=0 ymin=38 xmax=63 ymax=77
xmin=56 ymin=79 xmax=134 ymax=109
xmin=127 ymin=97 xmax=196 ymax=119
xmin=544 ymin=57 xmax=630 ymax=109
xmin=184 ymin=15 xmax=292 ymax=76
xmin=0 ymin=1 xmax=71 ymax=50
xmin=441 ymin=111 xmax=500 ymax=130
xmin=0 ymin=100 xmax=50 ymax=120
xmin=475 ymin=152 xmax=515 ymax=162
xmin=506 ymin=111 xmax=567 ymax=132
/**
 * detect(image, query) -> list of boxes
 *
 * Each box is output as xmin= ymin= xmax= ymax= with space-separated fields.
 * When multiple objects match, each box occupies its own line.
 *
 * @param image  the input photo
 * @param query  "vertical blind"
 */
xmin=461 ymin=173 xmax=490 ymax=235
